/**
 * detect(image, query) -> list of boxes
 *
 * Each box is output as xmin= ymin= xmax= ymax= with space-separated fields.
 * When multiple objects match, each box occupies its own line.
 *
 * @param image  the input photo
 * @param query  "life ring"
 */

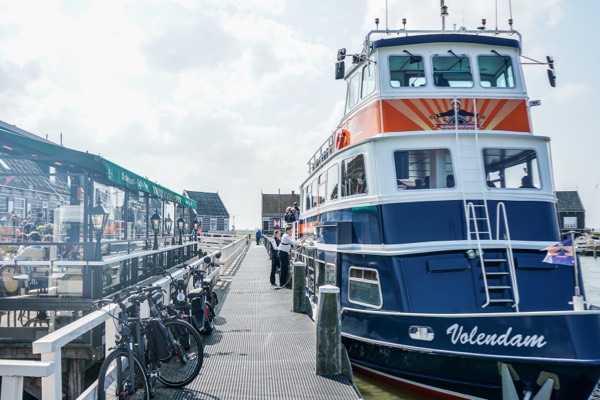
xmin=335 ymin=130 xmax=350 ymax=150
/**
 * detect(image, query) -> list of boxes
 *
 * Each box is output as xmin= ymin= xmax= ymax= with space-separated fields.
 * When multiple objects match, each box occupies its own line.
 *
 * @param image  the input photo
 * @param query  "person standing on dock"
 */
xmin=269 ymin=230 xmax=281 ymax=286
xmin=278 ymin=226 xmax=304 ymax=287
xmin=255 ymin=229 xmax=262 ymax=246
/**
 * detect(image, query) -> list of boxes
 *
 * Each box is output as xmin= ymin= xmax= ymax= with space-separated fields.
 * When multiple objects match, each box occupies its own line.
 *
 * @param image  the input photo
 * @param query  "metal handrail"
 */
xmin=496 ymin=202 xmax=520 ymax=311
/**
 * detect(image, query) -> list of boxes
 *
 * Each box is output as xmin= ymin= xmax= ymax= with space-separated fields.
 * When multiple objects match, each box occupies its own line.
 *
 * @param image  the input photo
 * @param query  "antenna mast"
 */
xmin=440 ymin=0 xmax=449 ymax=31
xmin=385 ymin=0 xmax=389 ymax=31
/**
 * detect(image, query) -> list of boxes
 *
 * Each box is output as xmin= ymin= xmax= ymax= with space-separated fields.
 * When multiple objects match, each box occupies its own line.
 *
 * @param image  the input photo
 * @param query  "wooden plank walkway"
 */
xmin=156 ymin=243 xmax=361 ymax=400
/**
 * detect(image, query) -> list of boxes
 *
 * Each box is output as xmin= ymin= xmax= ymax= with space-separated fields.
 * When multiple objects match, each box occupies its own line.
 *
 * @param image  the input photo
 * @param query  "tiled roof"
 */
xmin=184 ymin=191 xmax=229 ymax=217
xmin=262 ymin=193 xmax=300 ymax=214
xmin=556 ymin=191 xmax=585 ymax=212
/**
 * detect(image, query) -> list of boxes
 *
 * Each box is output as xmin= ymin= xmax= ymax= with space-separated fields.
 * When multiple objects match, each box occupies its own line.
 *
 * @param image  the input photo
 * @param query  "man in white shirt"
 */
xmin=278 ymin=226 xmax=304 ymax=287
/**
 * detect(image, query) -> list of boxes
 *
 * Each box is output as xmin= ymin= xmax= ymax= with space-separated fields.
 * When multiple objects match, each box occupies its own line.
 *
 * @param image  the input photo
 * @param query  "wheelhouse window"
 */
xmin=389 ymin=55 xmax=426 ymax=87
xmin=361 ymin=65 xmax=376 ymax=97
xmin=478 ymin=54 xmax=515 ymax=88
xmin=327 ymin=164 xmax=339 ymax=200
xmin=304 ymin=182 xmax=313 ymax=211
xmin=318 ymin=172 xmax=327 ymax=206
xmin=432 ymin=54 xmax=473 ymax=87
xmin=394 ymin=149 xmax=454 ymax=189
xmin=346 ymin=73 xmax=361 ymax=112
xmin=483 ymin=148 xmax=540 ymax=189
xmin=349 ymin=267 xmax=382 ymax=308
xmin=341 ymin=154 xmax=367 ymax=197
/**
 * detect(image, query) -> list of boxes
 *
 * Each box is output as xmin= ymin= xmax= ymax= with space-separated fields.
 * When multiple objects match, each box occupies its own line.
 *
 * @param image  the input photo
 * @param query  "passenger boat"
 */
xmin=296 ymin=4 xmax=600 ymax=400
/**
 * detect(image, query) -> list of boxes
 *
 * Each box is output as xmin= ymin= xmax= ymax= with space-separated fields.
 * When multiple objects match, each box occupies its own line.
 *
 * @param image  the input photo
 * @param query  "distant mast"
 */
xmin=440 ymin=0 xmax=449 ymax=31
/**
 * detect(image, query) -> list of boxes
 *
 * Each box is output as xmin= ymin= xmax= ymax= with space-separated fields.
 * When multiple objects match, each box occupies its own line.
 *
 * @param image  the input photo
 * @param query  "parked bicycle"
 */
xmin=94 ymin=285 xmax=203 ymax=399
xmin=189 ymin=253 xmax=220 ymax=335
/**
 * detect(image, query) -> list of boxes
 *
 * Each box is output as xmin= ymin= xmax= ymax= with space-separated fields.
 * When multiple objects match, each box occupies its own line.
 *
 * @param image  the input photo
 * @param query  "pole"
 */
xmin=570 ymin=231 xmax=585 ymax=310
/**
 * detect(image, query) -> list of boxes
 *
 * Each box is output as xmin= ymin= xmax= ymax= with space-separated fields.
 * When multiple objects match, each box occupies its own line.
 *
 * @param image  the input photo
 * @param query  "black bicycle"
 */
xmin=189 ymin=254 xmax=220 ymax=334
xmin=95 ymin=286 xmax=204 ymax=399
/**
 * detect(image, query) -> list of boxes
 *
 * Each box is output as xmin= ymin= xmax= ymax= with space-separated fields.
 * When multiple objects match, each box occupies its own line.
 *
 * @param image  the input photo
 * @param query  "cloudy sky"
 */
xmin=0 ymin=0 xmax=598 ymax=230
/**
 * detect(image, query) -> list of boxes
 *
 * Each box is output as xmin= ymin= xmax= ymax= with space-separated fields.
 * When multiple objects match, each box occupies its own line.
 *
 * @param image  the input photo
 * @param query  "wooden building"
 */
xmin=556 ymin=191 xmax=586 ymax=235
xmin=183 ymin=190 xmax=230 ymax=232
xmin=261 ymin=191 xmax=300 ymax=233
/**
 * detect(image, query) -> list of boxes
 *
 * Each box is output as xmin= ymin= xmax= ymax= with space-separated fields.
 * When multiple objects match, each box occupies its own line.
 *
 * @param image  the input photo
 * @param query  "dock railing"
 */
xmin=0 ymin=235 xmax=248 ymax=400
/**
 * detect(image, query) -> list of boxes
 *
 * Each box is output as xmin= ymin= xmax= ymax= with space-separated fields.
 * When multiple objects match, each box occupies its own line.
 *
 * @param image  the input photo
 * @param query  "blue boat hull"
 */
xmin=342 ymin=310 xmax=600 ymax=399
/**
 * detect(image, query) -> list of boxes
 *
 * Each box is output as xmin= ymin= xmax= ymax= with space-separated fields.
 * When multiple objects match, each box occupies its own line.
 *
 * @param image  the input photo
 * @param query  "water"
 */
xmin=353 ymin=256 xmax=600 ymax=399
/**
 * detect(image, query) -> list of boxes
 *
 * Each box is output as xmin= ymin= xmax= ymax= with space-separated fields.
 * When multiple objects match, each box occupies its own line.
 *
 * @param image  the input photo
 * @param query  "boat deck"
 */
xmin=158 ymin=244 xmax=360 ymax=399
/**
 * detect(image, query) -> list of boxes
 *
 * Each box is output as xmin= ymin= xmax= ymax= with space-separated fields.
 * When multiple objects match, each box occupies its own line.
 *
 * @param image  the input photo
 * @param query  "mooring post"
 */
xmin=316 ymin=285 xmax=342 ymax=376
xmin=293 ymin=261 xmax=307 ymax=313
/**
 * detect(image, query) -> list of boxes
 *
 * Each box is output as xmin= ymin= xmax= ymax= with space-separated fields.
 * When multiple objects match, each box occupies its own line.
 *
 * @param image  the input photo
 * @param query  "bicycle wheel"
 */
xmin=98 ymin=349 xmax=150 ymax=400
xmin=158 ymin=319 xmax=204 ymax=388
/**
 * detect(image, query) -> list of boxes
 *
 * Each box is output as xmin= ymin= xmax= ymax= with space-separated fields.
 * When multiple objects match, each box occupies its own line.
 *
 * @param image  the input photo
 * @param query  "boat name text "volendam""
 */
xmin=446 ymin=324 xmax=547 ymax=348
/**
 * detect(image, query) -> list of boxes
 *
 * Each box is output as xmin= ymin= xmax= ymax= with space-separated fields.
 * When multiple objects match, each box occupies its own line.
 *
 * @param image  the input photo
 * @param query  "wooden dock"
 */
xmin=158 ymin=244 xmax=361 ymax=399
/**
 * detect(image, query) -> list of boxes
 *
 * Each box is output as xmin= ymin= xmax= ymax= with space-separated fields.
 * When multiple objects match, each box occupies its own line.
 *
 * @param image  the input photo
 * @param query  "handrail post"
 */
xmin=292 ymin=261 xmax=307 ymax=313
xmin=41 ymin=349 xmax=62 ymax=400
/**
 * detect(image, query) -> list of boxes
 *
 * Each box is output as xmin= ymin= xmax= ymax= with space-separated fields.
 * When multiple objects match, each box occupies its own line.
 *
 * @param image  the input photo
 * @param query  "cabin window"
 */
xmin=349 ymin=267 xmax=382 ymax=308
xmin=482 ymin=148 xmax=540 ymax=189
xmin=478 ymin=54 xmax=515 ymax=88
xmin=327 ymin=164 xmax=339 ymax=200
xmin=318 ymin=172 xmax=327 ymax=206
xmin=346 ymin=73 xmax=361 ymax=112
xmin=394 ymin=149 xmax=454 ymax=189
xmin=311 ymin=178 xmax=319 ymax=208
xmin=361 ymin=65 xmax=376 ymax=97
xmin=341 ymin=154 xmax=367 ymax=197
xmin=304 ymin=182 xmax=312 ymax=211
xmin=432 ymin=54 xmax=473 ymax=87
xmin=389 ymin=55 xmax=426 ymax=87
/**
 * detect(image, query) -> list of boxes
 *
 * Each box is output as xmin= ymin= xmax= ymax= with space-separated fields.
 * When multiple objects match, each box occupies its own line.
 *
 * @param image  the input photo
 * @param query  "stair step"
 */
xmin=484 ymin=258 xmax=507 ymax=262
xmin=489 ymin=299 xmax=514 ymax=303
xmin=489 ymin=286 xmax=511 ymax=290
xmin=486 ymin=272 xmax=509 ymax=276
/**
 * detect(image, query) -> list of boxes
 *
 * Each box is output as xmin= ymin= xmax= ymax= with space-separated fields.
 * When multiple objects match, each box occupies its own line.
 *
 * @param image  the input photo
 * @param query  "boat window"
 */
xmin=478 ymin=54 xmax=515 ymax=88
xmin=349 ymin=267 xmax=382 ymax=308
xmin=327 ymin=164 xmax=339 ymax=201
xmin=389 ymin=55 xmax=426 ymax=88
xmin=318 ymin=172 xmax=327 ymax=206
xmin=346 ymin=73 xmax=361 ymax=112
xmin=394 ymin=149 xmax=454 ymax=189
xmin=341 ymin=154 xmax=367 ymax=197
xmin=311 ymin=178 xmax=319 ymax=208
xmin=482 ymin=148 xmax=540 ymax=189
xmin=304 ymin=182 xmax=312 ymax=211
xmin=361 ymin=65 xmax=376 ymax=97
xmin=432 ymin=55 xmax=473 ymax=87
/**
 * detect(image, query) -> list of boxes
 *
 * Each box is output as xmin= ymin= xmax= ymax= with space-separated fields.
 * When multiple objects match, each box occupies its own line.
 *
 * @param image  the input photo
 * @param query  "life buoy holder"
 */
xmin=335 ymin=130 xmax=350 ymax=150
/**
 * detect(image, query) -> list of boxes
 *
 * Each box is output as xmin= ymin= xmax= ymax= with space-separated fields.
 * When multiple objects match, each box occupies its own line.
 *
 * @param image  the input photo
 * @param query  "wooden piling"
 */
xmin=316 ymin=285 xmax=341 ymax=376
xmin=292 ymin=262 xmax=307 ymax=314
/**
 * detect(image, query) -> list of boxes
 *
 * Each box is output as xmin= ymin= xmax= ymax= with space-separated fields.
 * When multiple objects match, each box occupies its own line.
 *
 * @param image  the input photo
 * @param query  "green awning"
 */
xmin=103 ymin=160 xmax=196 ymax=208
xmin=0 ymin=124 xmax=196 ymax=209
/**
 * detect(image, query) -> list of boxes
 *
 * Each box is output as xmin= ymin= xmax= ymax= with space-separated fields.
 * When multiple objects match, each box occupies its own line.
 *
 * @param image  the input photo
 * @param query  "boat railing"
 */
xmin=363 ymin=28 xmax=522 ymax=54
xmin=307 ymin=132 xmax=336 ymax=173
xmin=496 ymin=202 xmax=520 ymax=310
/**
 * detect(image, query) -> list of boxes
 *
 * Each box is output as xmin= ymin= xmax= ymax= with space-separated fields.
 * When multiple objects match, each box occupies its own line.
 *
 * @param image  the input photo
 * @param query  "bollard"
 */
xmin=316 ymin=285 xmax=342 ymax=376
xmin=293 ymin=262 xmax=307 ymax=313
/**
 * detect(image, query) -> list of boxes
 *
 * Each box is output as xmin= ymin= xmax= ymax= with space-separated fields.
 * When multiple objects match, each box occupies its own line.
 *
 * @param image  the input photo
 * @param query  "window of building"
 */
xmin=432 ymin=54 xmax=473 ymax=87
xmin=389 ymin=55 xmax=426 ymax=87
xmin=327 ymin=164 xmax=339 ymax=200
xmin=478 ymin=54 xmax=515 ymax=88
xmin=361 ymin=64 xmax=376 ymax=96
xmin=210 ymin=218 xmax=217 ymax=231
xmin=483 ymin=148 xmax=540 ymax=189
xmin=341 ymin=154 xmax=367 ymax=197
xmin=394 ymin=149 xmax=454 ymax=189
xmin=349 ymin=267 xmax=382 ymax=308
xmin=346 ymin=73 xmax=361 ymax=112
xmin=13 ymin=197 xmax=25 ymax=218
xmin=563 ymin=216 xmax=577 ymax=229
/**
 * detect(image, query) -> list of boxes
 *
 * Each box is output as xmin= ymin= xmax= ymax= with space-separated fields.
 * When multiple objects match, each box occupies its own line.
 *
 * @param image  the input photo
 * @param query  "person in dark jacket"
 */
xmin=255 ymin=229 xmax=262 ymax=245
xmin=268 ymin=230 xmax=281 ymax=286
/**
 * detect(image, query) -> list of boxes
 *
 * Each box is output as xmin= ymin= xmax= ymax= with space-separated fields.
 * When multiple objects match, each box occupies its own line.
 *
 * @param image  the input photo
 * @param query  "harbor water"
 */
xmin=353 ymin=255 xmax=600 ymax=399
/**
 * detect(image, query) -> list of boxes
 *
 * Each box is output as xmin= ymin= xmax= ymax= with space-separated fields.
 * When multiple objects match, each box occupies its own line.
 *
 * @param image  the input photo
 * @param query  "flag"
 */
xmin=1 ymin=176 xmax=15 ymax=191
xmin=542 ymin=239 xmax=574 ymax=266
